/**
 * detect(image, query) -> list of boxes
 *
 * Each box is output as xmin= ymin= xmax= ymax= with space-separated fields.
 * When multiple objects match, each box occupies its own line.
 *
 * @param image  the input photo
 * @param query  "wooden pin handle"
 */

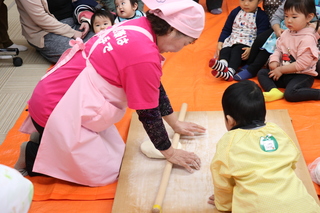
xmin=152 ymin=103 xmax=188 ymax=213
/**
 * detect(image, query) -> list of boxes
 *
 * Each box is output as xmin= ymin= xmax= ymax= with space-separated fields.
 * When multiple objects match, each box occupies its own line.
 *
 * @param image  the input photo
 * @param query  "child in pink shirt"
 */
xmin=257 ymin=0 xmax=320 ymax=102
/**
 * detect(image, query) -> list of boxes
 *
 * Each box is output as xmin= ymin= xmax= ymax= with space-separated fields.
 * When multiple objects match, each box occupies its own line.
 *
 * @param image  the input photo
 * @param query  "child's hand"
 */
xmin=216 ymin=42 xmax=223 ymax=58
xmin=241 ymin=47 xmax=251 ymax=60
xmin=208 ymin=194 xmax=215 ymax=206
xmin=268 ymin=67 xmax=283 ymax=81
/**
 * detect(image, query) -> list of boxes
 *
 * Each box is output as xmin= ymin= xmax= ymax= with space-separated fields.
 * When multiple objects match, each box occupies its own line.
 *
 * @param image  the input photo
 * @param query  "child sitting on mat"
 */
xmin=209 ymin=0 xmax=269 ymax=81
xmin=208 ymin=80 xmax=320 ymax=212
xmin=91 ymin=7 xmax=115 ymax=33
xmin=257 ymin=0 xmax=320 ymax=102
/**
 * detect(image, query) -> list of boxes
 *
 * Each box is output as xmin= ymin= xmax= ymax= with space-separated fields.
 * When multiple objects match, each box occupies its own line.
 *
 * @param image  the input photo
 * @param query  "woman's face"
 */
xmin=157 ymin=29 xmax=196 ymax=53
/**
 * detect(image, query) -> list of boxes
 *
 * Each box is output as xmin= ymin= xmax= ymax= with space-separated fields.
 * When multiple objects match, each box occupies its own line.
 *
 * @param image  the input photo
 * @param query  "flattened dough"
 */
xmin=140 ymin=140 xmax=182 ymax=159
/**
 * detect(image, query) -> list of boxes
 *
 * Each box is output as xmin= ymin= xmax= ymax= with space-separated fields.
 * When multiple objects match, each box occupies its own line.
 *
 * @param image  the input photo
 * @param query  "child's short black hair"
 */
xmin=91 ymin=7 xmax=115 ymax=31
xmin=222 ymin=80 xmax=266 ymax=127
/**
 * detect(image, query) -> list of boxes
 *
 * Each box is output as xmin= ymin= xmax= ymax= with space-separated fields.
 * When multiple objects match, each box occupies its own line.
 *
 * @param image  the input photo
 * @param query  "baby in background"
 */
xmin=209 ymin=80 xmax=320 ymax=212
xmin=91 ymin=7 xmax=115 ymax=33
xmin=114 ymin=0 xmax=145 ymax=24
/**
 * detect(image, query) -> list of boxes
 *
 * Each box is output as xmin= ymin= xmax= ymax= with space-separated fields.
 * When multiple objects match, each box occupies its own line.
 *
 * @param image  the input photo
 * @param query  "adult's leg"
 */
xmin=284 ymin=74 xmax=320 ymax=102
xmin=24 ymin=119 xmax=45 ymax=176
xmin=246 ymin=28 xmax=273 ymax=65
xmin=0 ymin=0 xmax=13 ymax=48
xmin=33 ymin=17 xmax=94 ymax=63
xmin=206 ymin=0 xmax=223 ymax=11
xmin=234 ymin=29 xmax=273 ymax=80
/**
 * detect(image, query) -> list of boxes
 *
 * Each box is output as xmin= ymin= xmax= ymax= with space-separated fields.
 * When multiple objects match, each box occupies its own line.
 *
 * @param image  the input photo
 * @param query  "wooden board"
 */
xmin=112 ymin=110 xmax=319 ymax=213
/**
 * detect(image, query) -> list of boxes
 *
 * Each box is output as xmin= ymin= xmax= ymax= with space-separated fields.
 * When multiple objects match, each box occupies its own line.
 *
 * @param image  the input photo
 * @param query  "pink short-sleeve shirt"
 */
xmin=28 ymin=17 xmax=162 ymax=127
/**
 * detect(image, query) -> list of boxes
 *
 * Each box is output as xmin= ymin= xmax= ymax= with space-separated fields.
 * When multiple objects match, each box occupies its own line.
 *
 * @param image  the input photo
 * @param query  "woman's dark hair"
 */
xmin=284 ymin=0 xmax=319 ymax=32
xmin=222 ymin=80 xmax=266 ymax=127
xmin=146 ymin=11 xmax=173 ymax=36
xmin=91 ymin=7 xmax=115 ymax=31
xmin=146 ymin=11 xmax=188 ymax=36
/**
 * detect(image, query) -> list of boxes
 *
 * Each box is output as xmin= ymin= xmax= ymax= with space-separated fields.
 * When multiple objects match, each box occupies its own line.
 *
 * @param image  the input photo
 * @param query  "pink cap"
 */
xmin=144 ymin=0 xmax=205 ymax=38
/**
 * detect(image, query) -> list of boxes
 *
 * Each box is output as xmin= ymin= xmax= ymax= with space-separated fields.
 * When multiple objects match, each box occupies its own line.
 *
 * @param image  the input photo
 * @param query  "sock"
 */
xmin=209 ymin=58 xmax=228 ymax=73
xmin=234 ymin=69 xmax=253 ymax=81
xmin=210 ymin=8 xmax=222 ymax=15
xmin=211 ymin=68 xmax=235 ymax=81
xmin=263 ymin=88 xmax=284 ymax=102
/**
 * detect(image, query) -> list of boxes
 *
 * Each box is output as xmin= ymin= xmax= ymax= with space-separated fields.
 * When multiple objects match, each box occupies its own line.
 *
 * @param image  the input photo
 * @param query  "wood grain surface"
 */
xmin=112 ymin=109 xmax=319 ymax=213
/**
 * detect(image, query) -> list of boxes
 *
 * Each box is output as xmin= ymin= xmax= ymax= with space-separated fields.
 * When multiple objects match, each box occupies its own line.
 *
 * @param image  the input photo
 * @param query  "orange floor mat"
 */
xmin=1 ymin=0 xmax=320 ymax=212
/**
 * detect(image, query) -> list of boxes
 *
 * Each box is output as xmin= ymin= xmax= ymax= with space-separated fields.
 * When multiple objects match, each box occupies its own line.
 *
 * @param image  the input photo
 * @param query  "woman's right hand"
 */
xmin=160 ymin=146 xmax=201 ymax=173
xmin=73 ymin=30 xmax=83 ymax=39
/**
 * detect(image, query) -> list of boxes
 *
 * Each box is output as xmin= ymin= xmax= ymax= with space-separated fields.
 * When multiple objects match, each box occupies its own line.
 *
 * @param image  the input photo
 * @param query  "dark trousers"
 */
xmin=0 ymin=0 xmax=13 ymax=48
xmin=258 ymin=69 xmax=320 ymax=102
xmin=25 ymin=118 xmax=45 ymax=176
xmin=193 ymin=0 xmax=223 ymax=10
xmin=219 ymin=44 xmax=248 ymax=71
xmin=246 ymin=28 xmax=273 ymax=76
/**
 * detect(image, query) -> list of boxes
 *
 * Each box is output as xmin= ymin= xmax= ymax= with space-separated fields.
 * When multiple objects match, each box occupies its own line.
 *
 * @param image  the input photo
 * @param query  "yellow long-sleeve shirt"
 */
xmin=211 ymin=122 xmax=320 ymax=213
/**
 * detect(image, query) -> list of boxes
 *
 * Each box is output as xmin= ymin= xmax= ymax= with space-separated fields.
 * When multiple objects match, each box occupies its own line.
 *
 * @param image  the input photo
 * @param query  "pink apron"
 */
xmin=25 ymin=24 xmax=153 ymax=186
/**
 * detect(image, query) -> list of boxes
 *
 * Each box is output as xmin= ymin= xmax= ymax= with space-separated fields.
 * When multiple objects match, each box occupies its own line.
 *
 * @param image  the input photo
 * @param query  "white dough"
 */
xmin=140 ymin=140 xmax=182 ymax=159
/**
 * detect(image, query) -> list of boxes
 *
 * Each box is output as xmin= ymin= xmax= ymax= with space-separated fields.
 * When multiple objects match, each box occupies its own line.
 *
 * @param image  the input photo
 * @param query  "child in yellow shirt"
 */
xmin=209 ymin=80 xmax=320 ymax=212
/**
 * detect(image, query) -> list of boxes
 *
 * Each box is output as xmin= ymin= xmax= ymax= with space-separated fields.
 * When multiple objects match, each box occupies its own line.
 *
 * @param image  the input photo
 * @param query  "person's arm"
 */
xmin=18 ymin=0 xmax=76 ymax=37
xmin=136 ymin=107 xmax=202 ymax=173
xmin=136 ymin=84 xmax=205 ymax=173
xmin=270 ymin=0 xmax=285 ymax=37
xmin=210 ymin=138 xmax=234 ymax=211
xmin=218 ymin=7 xmax=240 ymax=43
xmin=256 ymin=8 xmax=270 ymax=35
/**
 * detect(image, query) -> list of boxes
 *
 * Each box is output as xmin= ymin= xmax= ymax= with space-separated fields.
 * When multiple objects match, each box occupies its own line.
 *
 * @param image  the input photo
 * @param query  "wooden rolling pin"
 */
xmin=152 ymin=103 xmax=188 ymax=213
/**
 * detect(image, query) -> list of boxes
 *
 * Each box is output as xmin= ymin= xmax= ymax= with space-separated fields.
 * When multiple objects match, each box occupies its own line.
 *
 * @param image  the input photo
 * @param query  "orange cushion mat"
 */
xmin=1 ymin=0 xmax=320 ymax=212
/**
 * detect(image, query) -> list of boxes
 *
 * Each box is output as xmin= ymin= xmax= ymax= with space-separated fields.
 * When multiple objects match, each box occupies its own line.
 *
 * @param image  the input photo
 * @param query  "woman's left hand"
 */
xmin=172 ymin=121 xmax=206 ymax=136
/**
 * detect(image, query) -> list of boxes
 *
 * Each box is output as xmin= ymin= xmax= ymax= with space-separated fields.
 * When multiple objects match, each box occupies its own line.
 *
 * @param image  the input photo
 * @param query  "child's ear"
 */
xmin=307 ymin=13 xmax=315 ymax=23
xmin=133 ymin=2 xmax=138 ymax=10
xmin=225 ymin=115 xmax=237 ymax=130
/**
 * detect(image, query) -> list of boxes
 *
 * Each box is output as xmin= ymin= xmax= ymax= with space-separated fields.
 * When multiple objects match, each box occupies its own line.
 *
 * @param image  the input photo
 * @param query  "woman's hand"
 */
xmin=79 ymin=22 xmax=90 ymax=38
xmin=172 ymin=120 xmax=206 ymax=136
xmin=208 ymin=194 xmax=215 ymax=206
xmin=73 ymin=30 xmax=83 ymax=39
xmin=160 ymin=146 xmax=201 ymax=173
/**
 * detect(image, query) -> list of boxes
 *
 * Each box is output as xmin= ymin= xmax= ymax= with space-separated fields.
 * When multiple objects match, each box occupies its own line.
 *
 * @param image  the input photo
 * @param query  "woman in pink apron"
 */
xmin=14 ymin=0 xmax=206 ymax=187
